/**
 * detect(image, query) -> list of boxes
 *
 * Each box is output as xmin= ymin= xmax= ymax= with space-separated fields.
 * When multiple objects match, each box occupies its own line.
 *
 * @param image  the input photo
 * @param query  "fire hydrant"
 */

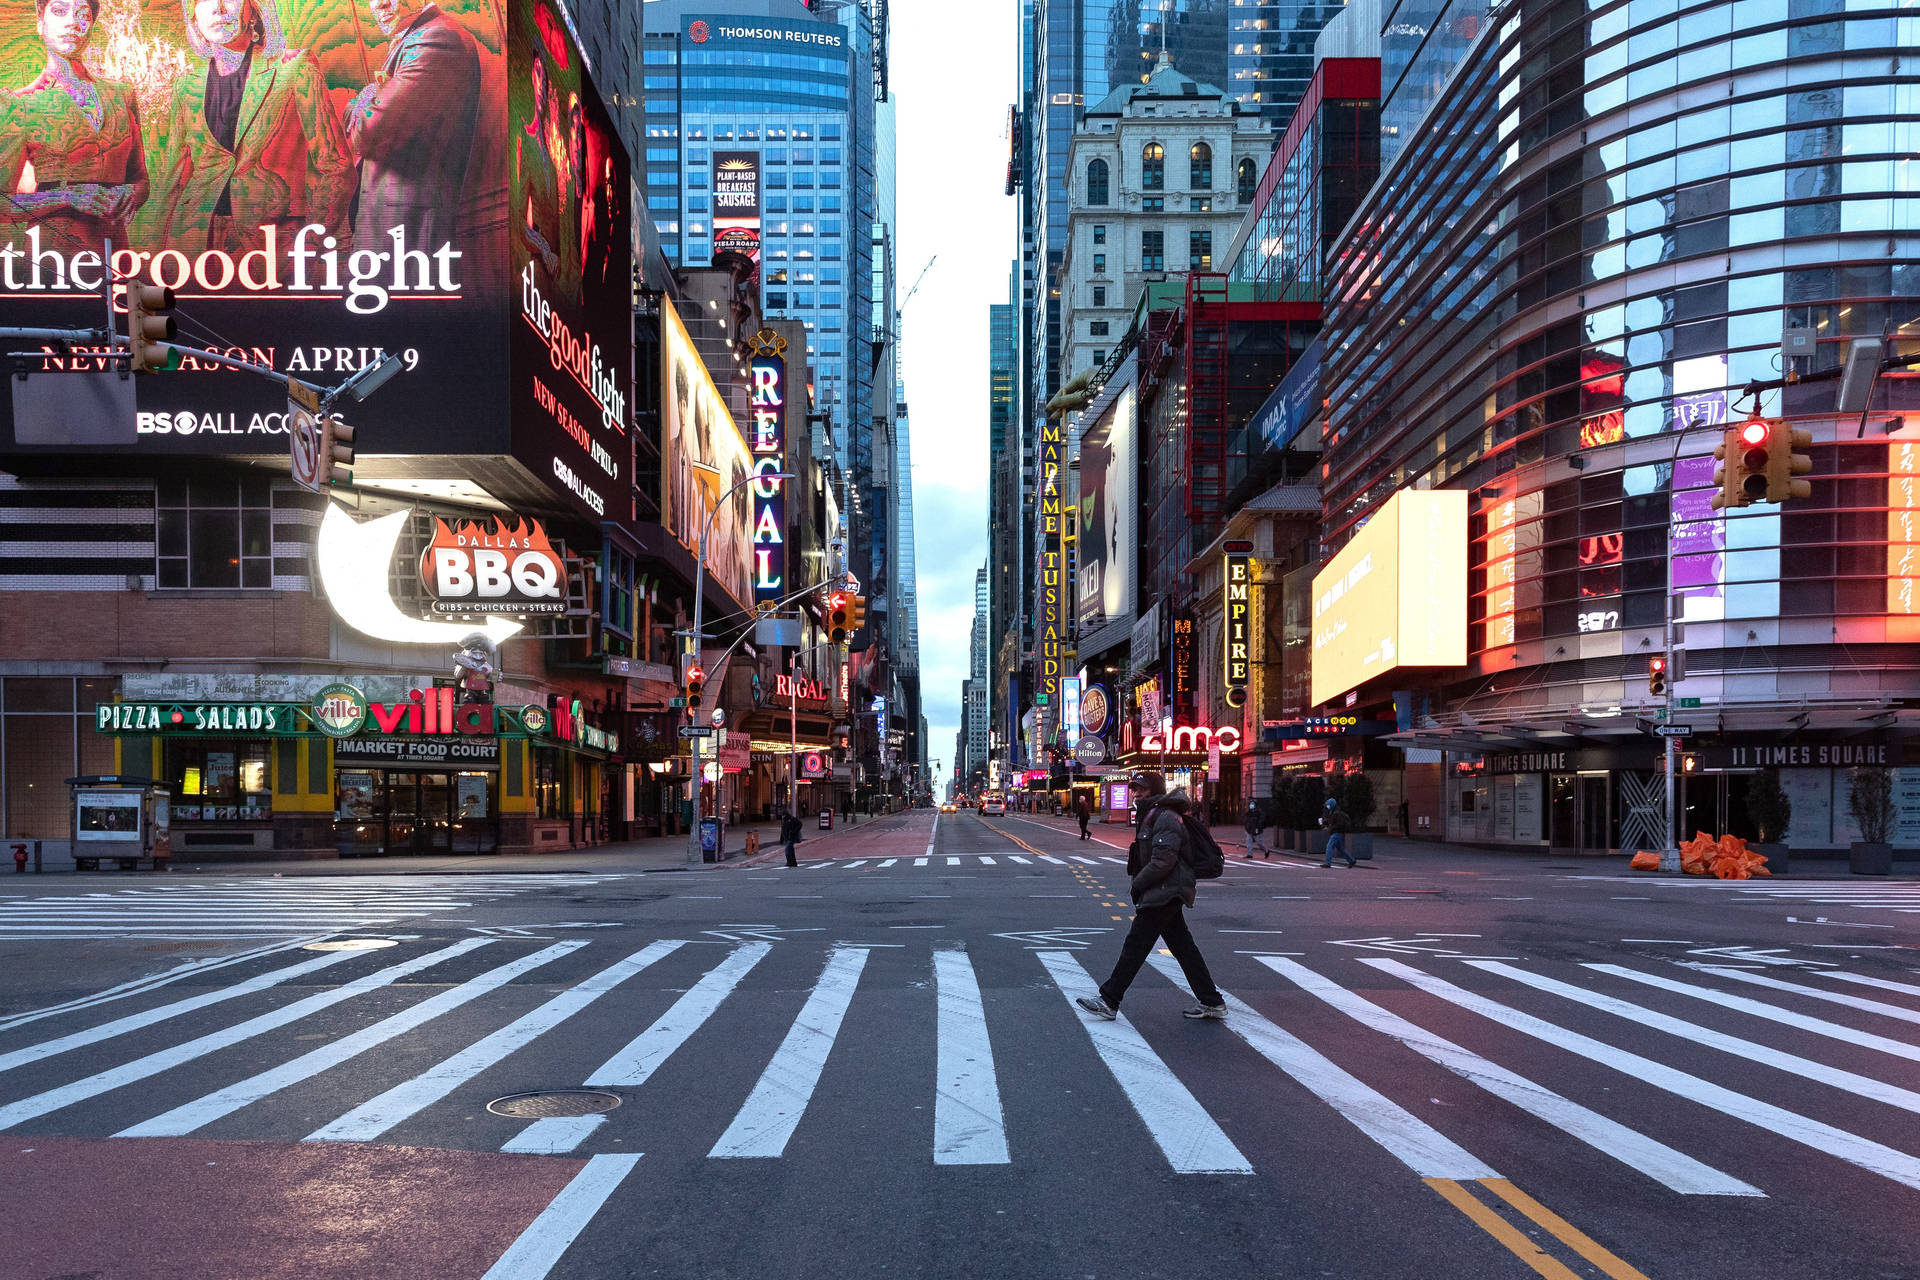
xmin=11 ymin=843 xmax=26 ymax=873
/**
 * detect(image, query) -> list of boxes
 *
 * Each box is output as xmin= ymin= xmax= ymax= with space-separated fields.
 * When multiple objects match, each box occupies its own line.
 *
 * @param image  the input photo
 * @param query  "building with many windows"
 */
xmin=1315 ymin=0 xmax=1920 ymax=855
xmin=1059 ymin=56 xmax=1271 ymax=386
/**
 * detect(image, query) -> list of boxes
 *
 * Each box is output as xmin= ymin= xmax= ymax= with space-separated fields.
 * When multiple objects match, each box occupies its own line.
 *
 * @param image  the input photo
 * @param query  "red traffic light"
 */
xmin=1649 ymin=657 xmax=1666 ymax=674
xmin=1740 ymin=419 xmax=1768 ymax=447
xmin=686 ymin=665 xmax=704 ymax=684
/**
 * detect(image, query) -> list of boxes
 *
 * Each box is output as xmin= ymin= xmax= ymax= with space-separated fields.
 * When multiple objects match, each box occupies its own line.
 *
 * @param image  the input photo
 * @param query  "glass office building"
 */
xmin=1320 ymin=0 xmax=1920 ymax=856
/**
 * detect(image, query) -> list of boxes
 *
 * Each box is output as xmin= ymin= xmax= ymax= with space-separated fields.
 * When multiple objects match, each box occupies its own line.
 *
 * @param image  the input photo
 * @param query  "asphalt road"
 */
xmin=1 ymin=810 xmax=1916 ymax=1280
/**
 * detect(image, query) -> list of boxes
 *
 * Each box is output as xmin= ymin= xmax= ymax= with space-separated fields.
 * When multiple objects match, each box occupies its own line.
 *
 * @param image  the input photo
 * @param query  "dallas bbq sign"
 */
xmin=418 ymin=516 xmax=566 ymax=616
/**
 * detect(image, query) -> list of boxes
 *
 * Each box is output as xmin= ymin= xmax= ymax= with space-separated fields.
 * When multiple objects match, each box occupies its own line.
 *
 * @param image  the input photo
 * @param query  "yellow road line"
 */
xmin=1480 ymin=1179 xmax=1653 ymax=1280
xmin=1424 ymin=1180 xmax=1584 ymax=1280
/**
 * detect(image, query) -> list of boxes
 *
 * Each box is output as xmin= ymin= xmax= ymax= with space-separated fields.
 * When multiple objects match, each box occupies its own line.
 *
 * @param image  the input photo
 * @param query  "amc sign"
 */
xmin=418 ymin=517 xmax=566 ymax=616
xmin=1121 ymin=721 xmax=1244 ymax=758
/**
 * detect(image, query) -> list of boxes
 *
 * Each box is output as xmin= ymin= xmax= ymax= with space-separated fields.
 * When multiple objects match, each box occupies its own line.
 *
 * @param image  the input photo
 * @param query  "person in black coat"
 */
xmin=780 ymin=811 xmax=802 ymax=868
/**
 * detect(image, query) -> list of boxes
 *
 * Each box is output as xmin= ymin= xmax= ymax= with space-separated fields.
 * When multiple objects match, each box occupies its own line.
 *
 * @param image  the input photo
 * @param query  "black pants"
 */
xmin=1099 ymin=901 xmax=1223 ymax=1010
xmin=784 ymin=840 xmax=797 ymax=867
xmin=1078 ymin=815 xmax=1090 ymax=838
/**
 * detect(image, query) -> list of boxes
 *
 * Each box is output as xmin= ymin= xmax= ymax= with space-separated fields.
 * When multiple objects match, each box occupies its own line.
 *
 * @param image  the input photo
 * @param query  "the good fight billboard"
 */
xmin=0 ymin=0 xmax=630 ymax=522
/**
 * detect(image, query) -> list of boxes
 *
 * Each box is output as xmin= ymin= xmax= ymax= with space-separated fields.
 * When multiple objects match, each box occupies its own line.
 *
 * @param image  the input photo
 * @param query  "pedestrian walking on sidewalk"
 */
xmin=1075 ymin=773 xmax=1226 ymax=1023
xmin=780 ymin=811 xmax=802 ymax=868
xmin=1074 ymin=794 xmax=1092 ymax=840
xmin=1244 ymin=799 xmax=1268 ymax=858
xmin=1320 ymin=797 xmax=1356 ymax=868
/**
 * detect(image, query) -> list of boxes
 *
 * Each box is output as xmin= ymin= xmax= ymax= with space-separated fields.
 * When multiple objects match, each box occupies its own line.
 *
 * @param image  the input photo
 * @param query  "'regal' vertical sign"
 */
xmin=747 ymin=329 xmax=788 ymax=605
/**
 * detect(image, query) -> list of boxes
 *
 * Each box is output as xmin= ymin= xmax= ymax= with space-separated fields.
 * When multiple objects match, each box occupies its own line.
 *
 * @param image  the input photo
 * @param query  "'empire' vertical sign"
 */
xmin=1223 ymin=540 xmax=1253 ymax=707
xmin=749 ymin=333 xmax=788 ymax=605
xmin=1039 ymin=415 xmax=1064 ymax=707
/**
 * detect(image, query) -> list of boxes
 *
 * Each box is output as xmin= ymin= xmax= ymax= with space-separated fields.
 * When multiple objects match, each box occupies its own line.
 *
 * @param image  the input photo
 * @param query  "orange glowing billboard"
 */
xmin=1310 ymin=489 xmax=1467 ymax=706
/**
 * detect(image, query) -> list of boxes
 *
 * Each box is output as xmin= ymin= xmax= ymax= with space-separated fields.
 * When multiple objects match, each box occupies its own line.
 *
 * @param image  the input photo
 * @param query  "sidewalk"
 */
xmin=1010 ymin=812 xmax=1920 ymax=879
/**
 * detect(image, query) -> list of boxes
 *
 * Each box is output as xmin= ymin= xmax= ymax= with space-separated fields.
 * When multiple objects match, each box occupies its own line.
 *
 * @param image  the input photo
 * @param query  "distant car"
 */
xmin=981 ymin=798 xmax=1006 ymax=816
xmin=940 ymin=802 xmax=958 ymax=814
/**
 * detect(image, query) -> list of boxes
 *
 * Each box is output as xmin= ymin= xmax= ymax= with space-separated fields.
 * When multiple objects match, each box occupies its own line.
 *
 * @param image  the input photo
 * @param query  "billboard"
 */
xmin=1076 ymin=384 xmax=1134 ymax=630
xmin=1310 ymin=489 xmax=1467 ymax=706
xmin=711 ymin=149 xmax=760 ymax=277
xmin=506 ymin=0 xmax=633 ymax=520
xmin=661 ymin=302 xmax=751 ymax=607
xmin=0 ymin=0 xmax=632 ymax=525
xmin=0 ymin=0 xmax=512 ymax=451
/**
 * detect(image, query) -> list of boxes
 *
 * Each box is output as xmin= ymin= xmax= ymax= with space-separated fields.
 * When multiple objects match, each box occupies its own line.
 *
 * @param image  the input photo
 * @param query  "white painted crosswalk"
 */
xmin=782 ymin=853 xmax=1298 ymax=874
xmin=0 ymin=874 xmax=629 ymax=940
xmin=2 ymin=936 xmax=1916 ymax=1206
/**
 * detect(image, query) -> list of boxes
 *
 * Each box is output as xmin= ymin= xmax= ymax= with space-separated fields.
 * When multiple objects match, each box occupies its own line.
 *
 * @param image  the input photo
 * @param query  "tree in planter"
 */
xmin=1292 ymin=774 xmax=1325 ymax=835
xmin=1343 ymin=772 xmax=1377 ymax=830
xmin=1848 ymin=767 xmax=1895 ymax=845
xmin=1746 ymin=768 xmax=1790 ymax=844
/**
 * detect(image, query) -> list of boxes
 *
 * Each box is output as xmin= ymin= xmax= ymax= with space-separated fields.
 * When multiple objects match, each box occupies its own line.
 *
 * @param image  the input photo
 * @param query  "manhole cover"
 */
xmin=487 ymin=1090 xmax=621 ymax=1119
xmin=303 ymin=938 xmax=399 ymax=952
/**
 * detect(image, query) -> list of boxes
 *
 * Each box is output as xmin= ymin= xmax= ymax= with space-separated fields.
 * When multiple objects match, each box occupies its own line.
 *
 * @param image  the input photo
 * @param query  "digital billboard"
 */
xmin=506 ymin=0 xmax=632 ymax=520
xmin=0 ymin=0 xmax=632 ymax=527
xmin=711 ymin=149 xmax=759 ymax=279
xmin=0 ymin=0 xmax=512 ymax=452
xmin=1076 ymin=384 xmax=1134 ymax=630
xmin=661 ymin=302 xmax=751 ymax=608
xmin=1310 ymin=489 xmax=1467 ymax=706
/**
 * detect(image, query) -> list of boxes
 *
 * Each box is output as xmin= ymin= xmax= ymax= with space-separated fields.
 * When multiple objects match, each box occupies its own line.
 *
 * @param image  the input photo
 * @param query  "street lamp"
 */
xmin=688 ymin=468 xmax=797 ymax=865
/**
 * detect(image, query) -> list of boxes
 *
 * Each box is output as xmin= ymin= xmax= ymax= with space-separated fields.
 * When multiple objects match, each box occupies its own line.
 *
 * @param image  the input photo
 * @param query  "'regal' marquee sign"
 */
xmin=748 ymin=329 xmax=789 ymax=605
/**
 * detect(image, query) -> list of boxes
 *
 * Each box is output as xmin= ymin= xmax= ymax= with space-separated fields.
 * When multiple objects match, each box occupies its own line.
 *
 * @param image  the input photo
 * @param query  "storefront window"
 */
xmin=165 ymin=739 xmax=271 ymax=821
xmin=534 ymin=745 xmax=568 ymax=819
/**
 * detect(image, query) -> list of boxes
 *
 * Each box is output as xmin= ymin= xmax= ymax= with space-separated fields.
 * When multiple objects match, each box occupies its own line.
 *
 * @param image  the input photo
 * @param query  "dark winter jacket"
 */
xmin=1129 ymin=789 xmax=1198 ymax=909
xmin=1320 ymin=806 xmax=1350 ymax=835
xmin=1244 ymin=803 xmax=1265 ymax=834
xmin=781 ymin=814 xmax=802 ymax=844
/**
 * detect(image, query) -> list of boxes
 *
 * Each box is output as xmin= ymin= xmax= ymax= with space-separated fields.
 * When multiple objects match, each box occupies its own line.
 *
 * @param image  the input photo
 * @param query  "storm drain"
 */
xmin=304 ymin=938 xmax=400 ymax=952
xmin=487 ymin=1090 xmax=622 ymax=1119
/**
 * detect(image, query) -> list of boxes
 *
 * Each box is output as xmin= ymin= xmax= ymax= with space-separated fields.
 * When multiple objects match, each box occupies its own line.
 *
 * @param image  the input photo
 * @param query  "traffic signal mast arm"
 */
xmin=680 ymin=572 xmax=860 ymax=706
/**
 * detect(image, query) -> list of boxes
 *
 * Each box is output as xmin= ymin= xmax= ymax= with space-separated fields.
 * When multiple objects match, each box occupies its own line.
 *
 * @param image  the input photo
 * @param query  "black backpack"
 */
xmin=1130 ymin=802 xmax=1225 ymax=880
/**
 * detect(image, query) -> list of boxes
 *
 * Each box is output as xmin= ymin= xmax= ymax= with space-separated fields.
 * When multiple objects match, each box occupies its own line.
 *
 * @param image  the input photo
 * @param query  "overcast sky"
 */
xmin=894 ymin=3 xmax=1017 ymax=796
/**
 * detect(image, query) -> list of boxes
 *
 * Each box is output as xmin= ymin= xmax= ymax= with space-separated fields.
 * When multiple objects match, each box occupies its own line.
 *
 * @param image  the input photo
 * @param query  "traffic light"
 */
xmin=1767 ymin=424 xmax=1813 ymax=503
xmin=827 ymin=591 xmax=850 ymax=642
xmin=1680 ymin=752 xmax=1701 ymax=774
xmin=1648 ymin=655 xmax=1668 ymax=698
xmin=846 ymin=593 xmax=867 ymax=635
xmin=1712 ymin=418 xmax=1771 ymax=510
xmin=319 ymin=415 xmax=355 ymax=485
xmin=685 ymin=663 xmax=705 ymax=709
xmin=124 ymin=283 xmax=179 ymax=372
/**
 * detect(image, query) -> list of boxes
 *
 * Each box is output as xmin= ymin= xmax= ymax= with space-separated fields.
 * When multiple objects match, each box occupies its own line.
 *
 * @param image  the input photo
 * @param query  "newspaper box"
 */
xmin=68 ymin=776 xmax=172 ymax=871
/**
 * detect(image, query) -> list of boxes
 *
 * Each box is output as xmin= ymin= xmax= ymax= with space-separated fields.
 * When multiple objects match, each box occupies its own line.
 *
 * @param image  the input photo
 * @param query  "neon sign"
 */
xmin=749 ymin=332 xmax=788 ymax=605
xmin=1223 ymin=540 xmax=1252 ymax=707
xmin=1120 ymin=721 xmax=1243 ymax=757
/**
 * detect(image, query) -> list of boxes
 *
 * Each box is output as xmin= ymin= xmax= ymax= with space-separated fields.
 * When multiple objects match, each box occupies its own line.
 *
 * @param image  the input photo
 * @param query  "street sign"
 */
xmin=1636 ymin=718 xmax=1660 ymax=734
xmin=286 ymin=376 xmax=320 ymax=414
xmin=1655 ymin=725 xmax=1694 ymax=738
xmin=1678 ymin=697 xmax=1702 ymax=708
xmin=288 ymin=403 xmax=323 ymax=493
xmin=678 ymin=726 xmax=714 ymax=738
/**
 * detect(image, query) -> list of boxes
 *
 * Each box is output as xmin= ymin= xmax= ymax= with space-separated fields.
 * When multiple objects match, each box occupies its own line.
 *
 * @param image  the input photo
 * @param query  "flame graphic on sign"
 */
xmin=424 ymin=516 xmax=561 ymax=559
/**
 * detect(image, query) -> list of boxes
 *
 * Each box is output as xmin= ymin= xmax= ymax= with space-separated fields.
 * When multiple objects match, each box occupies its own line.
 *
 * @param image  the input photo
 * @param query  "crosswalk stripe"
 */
xmin=979 ymin=856 xmax=997 ymax=865
xmin=914 ymin=857 xmax=928 ymax=866
xmin=1008 ymin=855 xmax=1031 ymax=864
xmin=946 ymin=857 xmax=961 ymax=866
xmin=807 ymin=861 xmax=837 ymax=869
xmin=0 ymin=949 xmax=364 ymax=1077
xmin=1690 ymin=965 xmax=1920 ymax=1027
xmin=0 ymin=939 xmax=492 ymax=1132
xmin=1471 ymin=960 xmax=1920 ymax=1117
xmin=933 ymin=949 xmax=1009 ymax=1165
xmin=842 ymin=861 xmax=868 ymax=868
xmin=1260 ymin=957 xmax=1757 ymax=1195
xmin=1146 ymin=955 xmax=1484 ymax=1179
xmin=479 ymin=1153 xmax=642 ymax=1280
xmin=119 ymin=942 xmax=585 ymax=1138
xmin=503 ymin=1113 xmax=608 ymax=1155
xmin=709 ymin=947 xmax=869 ymax=1159
xmin=0 ymin=937 xmax=329 ymax=1034
xmin=1040 ymin=951 xmax=1252 ymax=1175
xmin=1039 ymin=856 xmax=1067 ymax=865
xmin=308 ymin=941 xmax=686 ymax=1143
xmin=1100 ymin=857 xmax=1127 ymax=865
xmin=1368 ymin=958 xmax=1920 ymax=1192
xmin=1819 ymin=970 xmax=1920 ymax=999
xmin=878 ymin=859 xmax=897 ymax=867
xmin=585 ymin=943 xmax=772 ymax=1089
xmin=1588 ymin=964 xmax=1920 ymax=1064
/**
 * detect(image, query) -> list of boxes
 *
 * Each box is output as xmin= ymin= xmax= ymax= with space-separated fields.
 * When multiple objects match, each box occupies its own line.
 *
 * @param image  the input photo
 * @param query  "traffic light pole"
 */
xmin=1661 ymin=593 xmax=1679 ymax=873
